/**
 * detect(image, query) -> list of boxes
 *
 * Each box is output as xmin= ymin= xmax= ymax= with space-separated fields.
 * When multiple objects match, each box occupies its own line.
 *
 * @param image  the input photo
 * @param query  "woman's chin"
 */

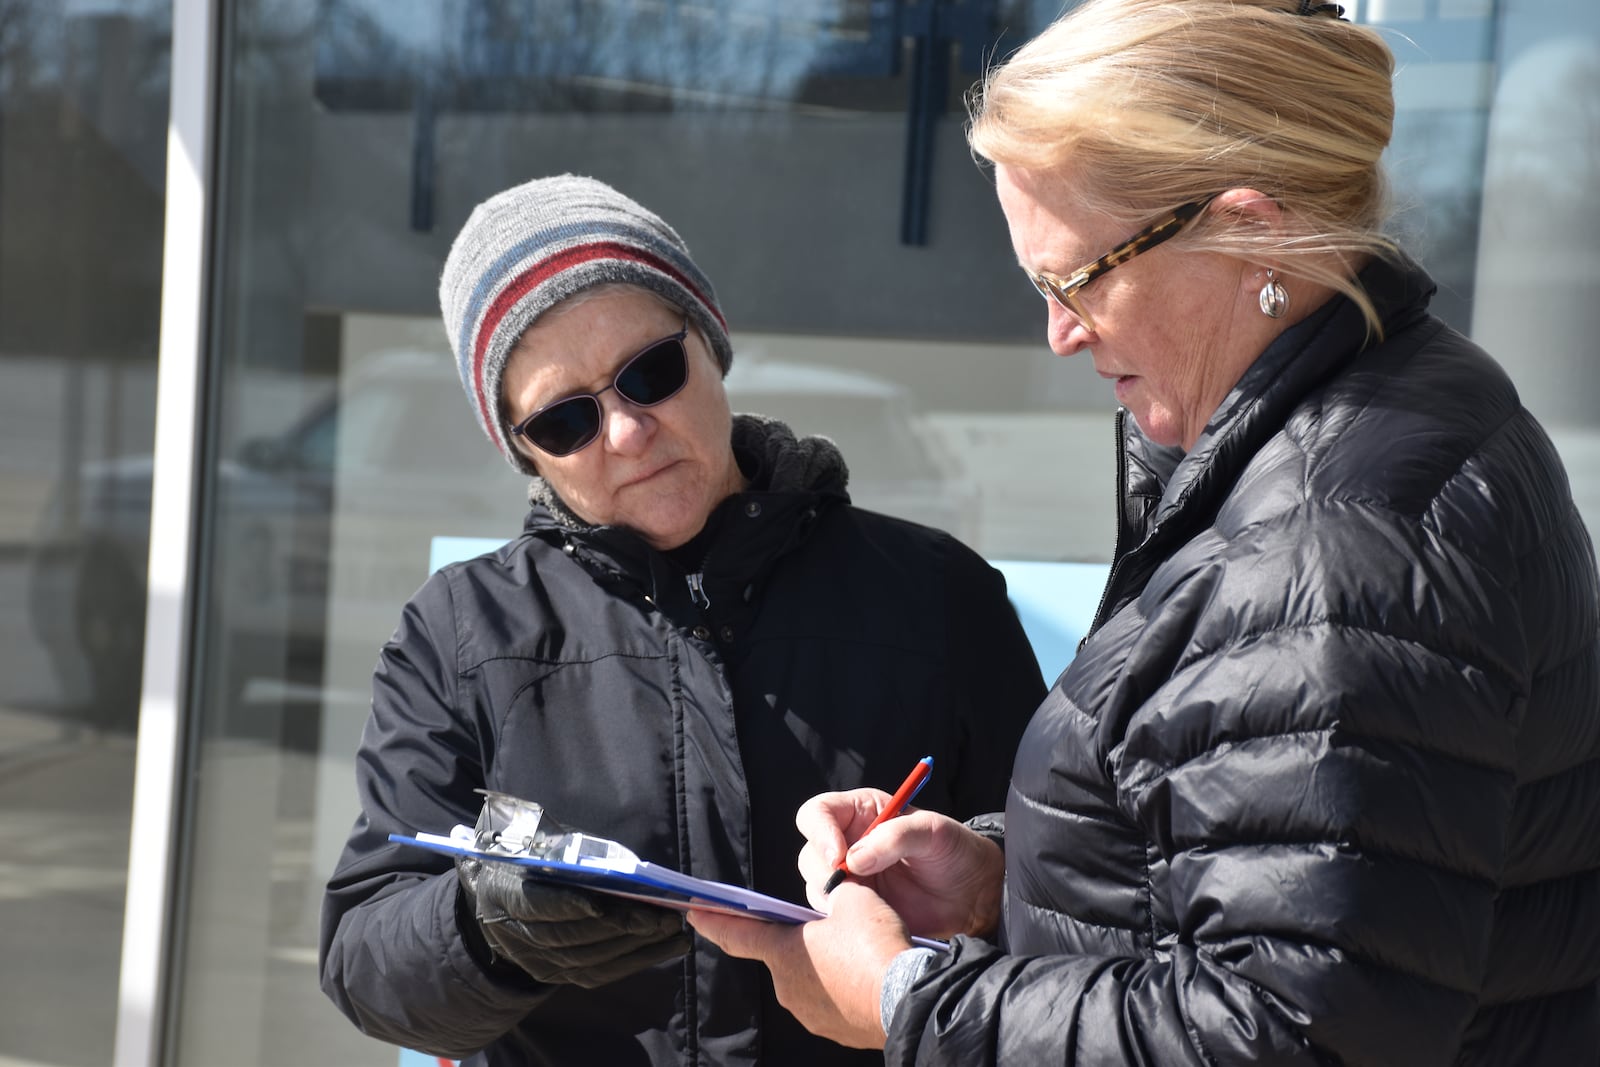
xmin=1127 ymin=407 xmax=1187 ymax=451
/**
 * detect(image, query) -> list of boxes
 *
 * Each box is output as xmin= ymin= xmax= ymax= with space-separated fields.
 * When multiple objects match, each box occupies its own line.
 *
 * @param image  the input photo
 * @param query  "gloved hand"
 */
xmin=456 ymin=854 xmax=692 ymax=989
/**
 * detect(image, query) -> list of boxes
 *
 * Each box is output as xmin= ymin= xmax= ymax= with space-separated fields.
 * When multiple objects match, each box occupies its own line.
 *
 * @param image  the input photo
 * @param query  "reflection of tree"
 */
xmin=0 ymin=1 xmax=174 ymax=733
xmin=451 ymin=0 xmax=841 ymax=112
xmin=316 ymin=0 xmax=411 ymax=105
xmin=210 ymin=0 xmax=325 ymax=375
xmin=0 ymin=3 xmax=171 ymax=358
xmin=0 ymin=1 xmax=35 ymax=96
xmin=315 ymin=0 xmax=860 ymax=115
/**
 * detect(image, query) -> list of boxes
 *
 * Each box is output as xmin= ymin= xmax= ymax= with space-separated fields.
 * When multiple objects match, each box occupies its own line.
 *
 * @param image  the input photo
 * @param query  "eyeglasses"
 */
xmin=509 ymin=320 xmax=691 ymax=456
xmin=1023 ymin=197 xmax=1215 ymax=333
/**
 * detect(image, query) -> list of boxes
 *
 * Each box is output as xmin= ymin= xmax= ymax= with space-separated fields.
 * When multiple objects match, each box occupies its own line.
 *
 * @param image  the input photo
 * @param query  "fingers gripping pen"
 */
xmin=822 ymin=756 xmax=934 ymax=895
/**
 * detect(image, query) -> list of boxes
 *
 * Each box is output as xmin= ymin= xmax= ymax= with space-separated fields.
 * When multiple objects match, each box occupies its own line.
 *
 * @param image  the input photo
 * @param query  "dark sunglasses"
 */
xmin=509 ymin=319 xmax=691 ymax=456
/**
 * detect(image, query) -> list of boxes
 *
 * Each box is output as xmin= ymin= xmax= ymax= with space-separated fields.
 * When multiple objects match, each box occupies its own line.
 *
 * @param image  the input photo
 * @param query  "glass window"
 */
xmin=1378 ymin=0 xmax=1600 ymax=522
xmin=172 ymin=1 xmax=1598 ymax=1064
xmin=0 ymin=2 xmax=170 ymax=1064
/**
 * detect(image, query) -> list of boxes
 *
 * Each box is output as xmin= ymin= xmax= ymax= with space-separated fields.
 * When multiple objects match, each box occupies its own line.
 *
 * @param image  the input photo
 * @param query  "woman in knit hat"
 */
xmin=317 ymin=174 xmax=1046 ymax=1067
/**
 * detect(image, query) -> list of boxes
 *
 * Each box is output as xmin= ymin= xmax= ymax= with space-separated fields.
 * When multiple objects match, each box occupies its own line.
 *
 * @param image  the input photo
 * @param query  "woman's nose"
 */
xmin=599 ymin=392 xmax=655 ymax=454
xmin=1047 ymin=300 xmax=1094 ymax=357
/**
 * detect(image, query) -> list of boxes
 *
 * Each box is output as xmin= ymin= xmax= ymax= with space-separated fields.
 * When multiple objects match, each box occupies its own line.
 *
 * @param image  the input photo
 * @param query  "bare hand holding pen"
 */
xmin=796 ymin=788 xmax=1004 ymax=940
xmin=687 ymin=780 xmax=1006 ymax=1049
xmin=821 ymin=756 xmax=934 ymax=893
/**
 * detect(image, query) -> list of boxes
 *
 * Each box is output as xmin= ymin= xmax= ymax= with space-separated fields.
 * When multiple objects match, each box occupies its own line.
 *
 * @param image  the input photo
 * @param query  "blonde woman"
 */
xmin=691 ymin=1 xmax=1600 ymax=1062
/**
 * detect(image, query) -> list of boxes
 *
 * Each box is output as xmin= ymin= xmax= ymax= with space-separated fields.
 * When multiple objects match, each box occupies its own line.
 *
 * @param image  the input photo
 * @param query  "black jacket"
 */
xmin=889 ymin=256 xmax=1600 ymax=1065
xmin=319 ymin=418 xmax=1045 ymax=1066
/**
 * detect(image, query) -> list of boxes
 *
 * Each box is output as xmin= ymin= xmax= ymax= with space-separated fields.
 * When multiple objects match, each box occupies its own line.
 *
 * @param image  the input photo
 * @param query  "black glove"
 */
xmin=456 ymin=855 xmax=691 ymax=989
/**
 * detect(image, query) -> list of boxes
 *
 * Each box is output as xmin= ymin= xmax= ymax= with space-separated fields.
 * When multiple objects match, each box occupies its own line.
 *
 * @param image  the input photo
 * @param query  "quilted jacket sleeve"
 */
xmin=886 ymin=499 xmax=1530 ymax=1066
xmin=318 ymin=568 xmax=550 ymax=1059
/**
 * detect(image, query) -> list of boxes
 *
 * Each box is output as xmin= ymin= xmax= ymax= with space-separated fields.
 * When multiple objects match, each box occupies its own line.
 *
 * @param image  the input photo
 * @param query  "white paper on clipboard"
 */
xmin=389 ymin=828 xmax=949 ymax=949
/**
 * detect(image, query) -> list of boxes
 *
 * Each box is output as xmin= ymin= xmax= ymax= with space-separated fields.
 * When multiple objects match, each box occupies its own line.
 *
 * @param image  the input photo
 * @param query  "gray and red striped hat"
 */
xmin=439 ymin=174 xmax=732 ymax=474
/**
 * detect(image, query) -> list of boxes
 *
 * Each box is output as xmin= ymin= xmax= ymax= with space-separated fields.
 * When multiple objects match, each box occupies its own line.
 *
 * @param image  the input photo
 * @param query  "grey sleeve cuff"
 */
xmin=880 ymin=947 xmax=938 ymax=1035
xmin=963 ymin=812 xmax=1005 ymax=851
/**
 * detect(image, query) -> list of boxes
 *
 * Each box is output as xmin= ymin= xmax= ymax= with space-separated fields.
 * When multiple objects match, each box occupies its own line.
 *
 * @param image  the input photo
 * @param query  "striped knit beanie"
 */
xmin=439 ymin=174 xmax=733 ymax=474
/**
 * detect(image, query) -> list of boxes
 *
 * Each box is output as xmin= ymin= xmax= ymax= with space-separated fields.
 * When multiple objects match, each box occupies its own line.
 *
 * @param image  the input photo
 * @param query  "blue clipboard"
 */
xmin=390 ymin=831 xmax=948 ymax=950
xmin=391 ymin=831 xmax=823 ymax=923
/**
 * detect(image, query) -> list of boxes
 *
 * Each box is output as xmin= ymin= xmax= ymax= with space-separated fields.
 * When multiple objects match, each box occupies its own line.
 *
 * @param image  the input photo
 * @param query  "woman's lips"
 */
xmin=619 ymin=459 xmax=680 ymax=489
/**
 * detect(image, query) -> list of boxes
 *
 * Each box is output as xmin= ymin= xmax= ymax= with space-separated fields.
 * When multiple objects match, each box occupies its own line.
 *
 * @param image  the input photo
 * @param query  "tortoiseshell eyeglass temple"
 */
xmin=1025 ymin=196 xmax=1216 ymax=332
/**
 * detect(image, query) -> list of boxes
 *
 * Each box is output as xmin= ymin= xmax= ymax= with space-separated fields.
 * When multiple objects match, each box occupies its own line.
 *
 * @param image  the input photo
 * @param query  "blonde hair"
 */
xmin=968 ymin=0 xmax=1398 ymax=334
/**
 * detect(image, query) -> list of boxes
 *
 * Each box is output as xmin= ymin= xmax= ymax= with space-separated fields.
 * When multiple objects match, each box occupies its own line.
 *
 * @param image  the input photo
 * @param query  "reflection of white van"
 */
xmin=28 ymin=346 xmax=985 ymax=728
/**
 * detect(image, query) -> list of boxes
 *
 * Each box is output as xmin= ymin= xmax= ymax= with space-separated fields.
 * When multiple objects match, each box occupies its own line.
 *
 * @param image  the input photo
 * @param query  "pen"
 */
xmin=823 ymin=755 xmax=934 ymax=895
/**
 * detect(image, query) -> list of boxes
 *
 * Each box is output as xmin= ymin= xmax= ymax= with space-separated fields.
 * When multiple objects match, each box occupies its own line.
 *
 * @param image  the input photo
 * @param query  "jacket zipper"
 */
xmin=686 ymin=571 xmax=711 ymax=609
xmin=1086 ymin=407 xmax=1130 ymax=644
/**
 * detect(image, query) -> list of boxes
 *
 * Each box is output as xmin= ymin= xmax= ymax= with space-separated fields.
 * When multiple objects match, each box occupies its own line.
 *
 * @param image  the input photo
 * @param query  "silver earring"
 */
xmin=1259 ymin=268 xmax=1289 ymax=319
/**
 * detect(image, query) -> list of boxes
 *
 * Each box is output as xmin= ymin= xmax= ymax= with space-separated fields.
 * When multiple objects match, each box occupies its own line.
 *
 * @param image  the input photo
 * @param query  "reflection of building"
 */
xmin=0 ymin=1 xmax=1596 ymax=1065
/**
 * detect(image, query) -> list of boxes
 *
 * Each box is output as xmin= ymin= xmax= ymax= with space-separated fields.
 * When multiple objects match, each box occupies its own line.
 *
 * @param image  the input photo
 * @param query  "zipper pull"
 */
xmin=686 ymin=572 xmax=711 ymax=609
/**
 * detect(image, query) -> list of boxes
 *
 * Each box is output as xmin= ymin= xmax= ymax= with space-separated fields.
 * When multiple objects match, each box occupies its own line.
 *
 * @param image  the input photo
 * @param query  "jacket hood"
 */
xmin=523 ymin=412 xmax=850 ymax=535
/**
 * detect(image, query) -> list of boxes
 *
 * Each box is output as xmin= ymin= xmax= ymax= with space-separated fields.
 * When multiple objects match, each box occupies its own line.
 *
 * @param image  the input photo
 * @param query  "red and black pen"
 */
xmin=822 ymin=756 xmax=934 ymax=894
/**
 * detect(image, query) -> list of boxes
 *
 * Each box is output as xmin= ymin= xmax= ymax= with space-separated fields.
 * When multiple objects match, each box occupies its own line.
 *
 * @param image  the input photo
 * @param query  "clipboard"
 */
xmin=391 ymin=830 xmax=824 ymax=924
xmin=389 ymin=827 xmax=948 ymax=950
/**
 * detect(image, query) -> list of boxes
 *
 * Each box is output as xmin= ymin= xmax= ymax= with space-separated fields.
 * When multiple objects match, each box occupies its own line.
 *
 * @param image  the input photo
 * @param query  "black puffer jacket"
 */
xmin=889 ymin=256 xmax=1600 ymax=1065
xmin=319 ymin=417 xmax=1045 ymax=1067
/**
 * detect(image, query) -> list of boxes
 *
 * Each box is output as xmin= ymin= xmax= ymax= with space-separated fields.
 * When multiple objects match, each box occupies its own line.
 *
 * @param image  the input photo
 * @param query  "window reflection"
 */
xmin=0 ymin=2 xmax=169 ymax=1064
xmin=318 ymin=0 xmax=934 ymax=113
xmin=172 ymin=2 xmax=1599 ymax=1066
xmin=0 ymin=0 xmax=1590 ymax=1064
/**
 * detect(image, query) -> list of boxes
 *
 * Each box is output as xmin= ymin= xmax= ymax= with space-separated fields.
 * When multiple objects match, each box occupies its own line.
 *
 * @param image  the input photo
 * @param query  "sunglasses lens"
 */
xmin=516 ymin=332 xmax=690 ymax=457
xmin=615 ymin=338 xmax=688 ymax=407
xmin=523 ymin=396 xmax=602 ymax=457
